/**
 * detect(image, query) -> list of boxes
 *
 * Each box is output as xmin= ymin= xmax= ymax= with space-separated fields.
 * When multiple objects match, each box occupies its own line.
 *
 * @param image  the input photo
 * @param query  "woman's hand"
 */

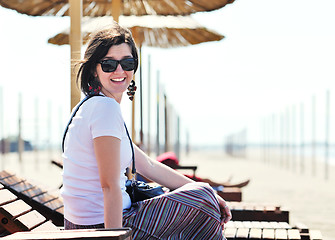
xmin=215 ymin=193 xmax=232 ymax=226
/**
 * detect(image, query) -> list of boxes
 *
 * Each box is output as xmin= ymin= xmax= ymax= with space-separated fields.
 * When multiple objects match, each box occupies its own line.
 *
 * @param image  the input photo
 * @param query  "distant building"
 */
xmin=0 ymin=137 xmax=33 ymax=153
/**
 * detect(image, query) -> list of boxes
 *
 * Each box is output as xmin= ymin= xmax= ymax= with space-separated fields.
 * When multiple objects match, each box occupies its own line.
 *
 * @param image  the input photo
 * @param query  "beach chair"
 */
xmin=0 ymin=170 xmax=64 ymax=227
xmin=0 ymin=171 xmax=134 ymax=240
xmin=0 ymin=184 xmax=59 ymax=236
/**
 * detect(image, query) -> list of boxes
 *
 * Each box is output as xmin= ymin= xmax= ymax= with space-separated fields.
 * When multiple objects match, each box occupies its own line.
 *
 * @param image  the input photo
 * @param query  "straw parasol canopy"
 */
xmin=0 ymin=0 xmax=235 ymax=18
xmin=48 ymin=15 xmax=224 ymax=48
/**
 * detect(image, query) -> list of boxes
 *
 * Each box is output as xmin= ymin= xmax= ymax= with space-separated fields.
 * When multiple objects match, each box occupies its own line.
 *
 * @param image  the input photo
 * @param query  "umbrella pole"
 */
xmin=147 ymin=55 xmax=151 ymax=155
xmin=139 ymin=47 xmax=144 ymax=147
xmin=69 ymin=0 xmax=82 ymax=110
xmin=156 ymin=70 xmax=160 ymax=156
xmin=112 ymin=0 xmax=121 ymax=22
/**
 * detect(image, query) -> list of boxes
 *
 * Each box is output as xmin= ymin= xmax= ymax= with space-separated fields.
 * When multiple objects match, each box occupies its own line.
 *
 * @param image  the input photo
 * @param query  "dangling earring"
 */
xmin=89 ymin=77 xmax=101 ymax=95
xmin=127 ymin=80 xmax=137 ymax=101
xmin=89 ymin=86 xmax=101 ymax=95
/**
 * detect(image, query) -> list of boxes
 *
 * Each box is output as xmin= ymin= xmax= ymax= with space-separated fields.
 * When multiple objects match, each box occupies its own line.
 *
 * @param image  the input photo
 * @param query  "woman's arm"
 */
xmin=134 ymin=145 xmax=194 ymax=190
xmin=134 ymin=145 xmax=232 ymax=225
xmin=94 ymin=136 xmax=123 ymax=228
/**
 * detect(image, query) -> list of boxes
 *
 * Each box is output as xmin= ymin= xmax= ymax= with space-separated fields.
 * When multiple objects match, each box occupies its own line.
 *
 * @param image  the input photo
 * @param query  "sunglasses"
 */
xmin=98 ymin=58 xmax=137 ymax=72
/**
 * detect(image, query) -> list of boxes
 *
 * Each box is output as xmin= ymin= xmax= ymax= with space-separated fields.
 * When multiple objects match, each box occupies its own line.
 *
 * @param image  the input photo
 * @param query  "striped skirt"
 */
xmin=65 ymin=182 xmax=225 ymax=239
xmin=123 ymin=182 xmax=225 ymax=240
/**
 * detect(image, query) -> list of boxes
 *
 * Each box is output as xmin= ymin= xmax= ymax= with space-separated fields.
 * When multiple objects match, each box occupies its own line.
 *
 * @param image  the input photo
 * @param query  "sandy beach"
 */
xmin=1 ymin=149 xmax=334 ymax=240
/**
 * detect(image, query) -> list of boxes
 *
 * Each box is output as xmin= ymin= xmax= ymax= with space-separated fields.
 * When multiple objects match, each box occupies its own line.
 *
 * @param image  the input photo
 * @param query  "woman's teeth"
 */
xmin=111 ymin=78 xmax=125 ymax=82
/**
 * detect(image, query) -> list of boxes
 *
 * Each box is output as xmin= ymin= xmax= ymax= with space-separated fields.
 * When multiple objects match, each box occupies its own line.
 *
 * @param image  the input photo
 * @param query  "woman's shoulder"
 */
xmin=86 ymin=95 xmax=120 ymax=111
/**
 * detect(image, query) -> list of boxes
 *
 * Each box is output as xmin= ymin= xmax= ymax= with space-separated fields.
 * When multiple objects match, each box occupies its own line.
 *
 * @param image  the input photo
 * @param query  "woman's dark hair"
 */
xmin=77 ymin=22 xmax=139 ymax=96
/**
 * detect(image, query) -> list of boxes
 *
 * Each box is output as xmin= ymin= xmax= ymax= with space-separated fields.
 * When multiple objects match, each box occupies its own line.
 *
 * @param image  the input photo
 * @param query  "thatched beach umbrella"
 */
xmin=0 ymin=0 xmax=235 ymax=19
xmin=0 ymin=0 xmax=235 ymax=109
xmin=48 ymin=15 xmax=224 ymax=47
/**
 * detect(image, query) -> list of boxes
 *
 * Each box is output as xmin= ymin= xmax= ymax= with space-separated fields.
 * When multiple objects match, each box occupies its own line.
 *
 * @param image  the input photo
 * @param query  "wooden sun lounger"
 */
xmin=228 ymin=202 xmax=290 ymax=223
xmin=1 ymin=171 xmax=133 ymax=240
xmin=224 ymin=221 xmax=322 ymax=240
xmin=0 ymin=183 xmax=59 ymax=236
xmin=0 ymin=170 xmax=64 ymax=227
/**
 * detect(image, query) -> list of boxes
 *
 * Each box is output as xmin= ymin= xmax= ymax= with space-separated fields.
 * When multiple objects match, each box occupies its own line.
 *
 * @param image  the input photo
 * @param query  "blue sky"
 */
xmin=0 ymin=0 xmax=335 ymax=148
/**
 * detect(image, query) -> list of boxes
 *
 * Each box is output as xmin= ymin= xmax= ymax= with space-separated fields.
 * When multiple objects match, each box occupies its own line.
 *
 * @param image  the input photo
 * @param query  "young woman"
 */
xmin=61 ymin=22 xmax=231 ymax=239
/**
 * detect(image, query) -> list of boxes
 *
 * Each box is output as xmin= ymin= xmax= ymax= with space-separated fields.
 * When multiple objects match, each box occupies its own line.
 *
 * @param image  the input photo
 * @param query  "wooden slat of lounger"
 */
xmin=261 ymin=221 xmax=273 ymax=229
xmin=14 ymin=210 xmax=46 ymax=231
xmin=269 ymin=221 xmax=285 ymax=229
xmin=0 ymin=200 xmax=31 ymax=219
xmin=241 ymin=221 xmax=253 ymax=229
xmin=309 ymin=230 xmax=322 ymax=240
xmin=44 ymin=198 xmax=64 ymax=211
xmin=287 ymin=229 xmax=301 ymax=240
xmin=224 ymin=227 xmax=237 ymax=239
xmin=225 ymin=221 xmax=235 ymax=228
xmin=0 ymin=189 xmax=17 ymax=206
xmin=0 ymin=171 xmax=14 ymax=180
xmin=21 ymin=187 xmax=45 ymax=198
xmin=275 ymin=229 xmax=288 ymax=239
xmin=250 ymin=221 xmax=263 ymax=229
xmin=262 ymin=229 xmax=275 ymax=240
xmin=55 ymin=205 xmax=64 ymax=214
xmin=0 ymin=172 xmax=36 ymax=194
xmin=2 ymin=228 xmax=133 ymax=240
xmin=236 ymin=228 xmax=249 ymax=239
xmin=10 ymin=181 xmax=34 ymax=193
xmin=31 ymin=220 xmax=60 ymax=232
xmin=278 ymin=222 xmax=292 ymax=229
xmin=233 ymin=221 xmax=245 ymax=229
xmin=295 ymin=222 xmax=309 ymax=233
xmin=0 ymin=175 xmax=24 ymax=187
xmin=249 ymin=228 xmax=262 ymax=240
xmin=32 ymin=193 xmax=58 ymax=204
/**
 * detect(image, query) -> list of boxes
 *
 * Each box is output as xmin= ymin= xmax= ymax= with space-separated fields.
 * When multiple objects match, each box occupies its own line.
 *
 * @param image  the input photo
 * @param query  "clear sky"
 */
xmin=0 ymin=0 xmax=334 ymax=148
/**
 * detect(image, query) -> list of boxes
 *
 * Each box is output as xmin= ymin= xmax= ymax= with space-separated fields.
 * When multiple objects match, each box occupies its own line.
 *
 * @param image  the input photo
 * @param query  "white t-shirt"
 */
xmin=61 ymin=95 xmax=132 ymax=225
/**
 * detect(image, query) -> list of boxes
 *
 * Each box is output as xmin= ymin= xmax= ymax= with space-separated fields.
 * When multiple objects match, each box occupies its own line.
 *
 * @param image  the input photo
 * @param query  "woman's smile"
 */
xmin=111 ymin=77 xmax=126 ymax=82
